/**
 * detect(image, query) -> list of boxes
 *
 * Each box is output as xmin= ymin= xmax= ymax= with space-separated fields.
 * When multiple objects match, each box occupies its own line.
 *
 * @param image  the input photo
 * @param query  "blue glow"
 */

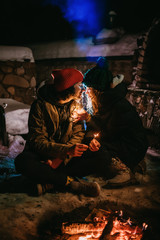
xmin=42 ymin=0 xmax=106 ymax=38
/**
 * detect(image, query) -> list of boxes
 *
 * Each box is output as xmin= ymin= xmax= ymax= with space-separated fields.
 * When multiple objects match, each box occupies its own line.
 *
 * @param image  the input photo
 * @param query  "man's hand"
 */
xmin=67 ymin=143 xmax=88 ymax=157
xmin=89 ymin=138 xmax=101 ymax=152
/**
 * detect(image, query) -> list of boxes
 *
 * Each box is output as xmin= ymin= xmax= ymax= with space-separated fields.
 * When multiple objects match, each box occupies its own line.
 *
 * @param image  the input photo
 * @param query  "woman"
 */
xmin=14 ymin=68 xmax=100 ymax=197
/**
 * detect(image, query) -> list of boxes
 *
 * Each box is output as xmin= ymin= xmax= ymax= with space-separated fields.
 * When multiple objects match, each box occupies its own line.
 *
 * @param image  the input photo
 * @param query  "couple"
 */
xmin=14 ymin=57 xmax=148 ymax=197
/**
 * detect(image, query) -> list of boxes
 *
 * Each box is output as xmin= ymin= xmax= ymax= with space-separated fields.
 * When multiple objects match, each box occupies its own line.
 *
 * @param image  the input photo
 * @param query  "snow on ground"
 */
xmin=0 ymin=99 xmax=30 ymax=135
xmin=0 ymin=99 xmax=30 ymax=172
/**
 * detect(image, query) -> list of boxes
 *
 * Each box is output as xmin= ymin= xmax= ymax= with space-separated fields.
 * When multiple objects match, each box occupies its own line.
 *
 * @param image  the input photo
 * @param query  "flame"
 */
xmin=111 ymin=217 xmax=143 ymax=240
xmin=142 ymin=223 xmax=148 ymax=230
xmin=61 ymin=208 xmax=147 ymax=240
xmin=93 ymin=132 xmax=100 ymax=139
xmin=78 ymin=231 xmax=102 ymax=239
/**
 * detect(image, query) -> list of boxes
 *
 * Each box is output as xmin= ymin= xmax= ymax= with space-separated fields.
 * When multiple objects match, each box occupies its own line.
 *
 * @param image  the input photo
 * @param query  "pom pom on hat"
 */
xmin=83 ymin=57 xmax=113 ymax=91
xmin=51 ymin=68 xmax=83 ymax=92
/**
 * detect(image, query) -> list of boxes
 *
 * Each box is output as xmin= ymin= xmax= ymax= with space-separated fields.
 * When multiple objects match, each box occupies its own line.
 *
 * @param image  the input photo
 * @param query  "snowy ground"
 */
xmin=0 ymin=151 xmax=160 ymax=240
xmin=0 ymin=99 xmax=29 ymax=180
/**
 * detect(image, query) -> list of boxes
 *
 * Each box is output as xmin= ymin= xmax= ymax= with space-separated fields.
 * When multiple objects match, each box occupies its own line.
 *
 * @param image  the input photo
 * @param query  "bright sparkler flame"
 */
xmin=93 ymin=132 xmax=100 ymax=139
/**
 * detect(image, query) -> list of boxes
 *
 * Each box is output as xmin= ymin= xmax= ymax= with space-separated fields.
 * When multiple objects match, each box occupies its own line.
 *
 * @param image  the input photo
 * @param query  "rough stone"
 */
xmin=15 ymin=67 xmax=25 ymax=76
xmin=3 ymin=74 xmax=29 ymax=88
xmin=7 ymin=86 xmax=15 ymax=96
xmin=0 ymin=65 xmax=13 ymax=73
xmin=30 ymin=76 xmax=36 ymax=87
xmin=0 ymin=84 xmax=10 ymax=98
xmin=24 ymin=74 xmax=31 ymax=81
xmin=0 ymin=72 xmax=4 ymax=81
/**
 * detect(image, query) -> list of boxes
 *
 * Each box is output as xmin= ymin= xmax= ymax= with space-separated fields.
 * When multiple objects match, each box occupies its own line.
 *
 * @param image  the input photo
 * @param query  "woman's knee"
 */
xmin=14 ymin=152 xmax=26 ymax=173
xmin=14 ymin=151 xmax=35 ymax=173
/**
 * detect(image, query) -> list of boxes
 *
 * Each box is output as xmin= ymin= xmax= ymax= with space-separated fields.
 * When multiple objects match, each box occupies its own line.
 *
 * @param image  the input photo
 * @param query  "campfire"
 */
xmin=60 ymin=208 xmax=148 ymax=240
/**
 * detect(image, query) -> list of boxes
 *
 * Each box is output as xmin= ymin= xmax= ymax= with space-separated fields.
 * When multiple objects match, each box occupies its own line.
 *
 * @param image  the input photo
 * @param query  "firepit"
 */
xmin=37 ymin=201 xmax=159 ymax=240
xmin=61 ymin=208 xmax=147 ymax=239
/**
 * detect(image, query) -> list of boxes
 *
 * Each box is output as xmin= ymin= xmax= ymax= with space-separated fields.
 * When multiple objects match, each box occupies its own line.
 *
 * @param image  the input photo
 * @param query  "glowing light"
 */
xmin=61 ymin=208 xmax=147 ymax=240
xmin=81 ymin=86 xmax=93 ymax=115
xmin=93 ymin=132 xmax=100 ymax=139
xmin=43 ymin=0 xmax=107 ymax=38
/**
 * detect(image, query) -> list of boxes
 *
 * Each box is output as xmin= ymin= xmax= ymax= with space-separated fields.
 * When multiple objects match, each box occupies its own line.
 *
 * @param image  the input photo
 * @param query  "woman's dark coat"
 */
xmin=25 ymin=84 xmax=85 ymax=164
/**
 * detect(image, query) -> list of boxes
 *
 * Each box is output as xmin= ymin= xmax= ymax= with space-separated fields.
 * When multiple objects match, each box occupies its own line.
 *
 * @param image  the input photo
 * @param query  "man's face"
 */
xmin=85 ymin=87 xmax=95 ymax=100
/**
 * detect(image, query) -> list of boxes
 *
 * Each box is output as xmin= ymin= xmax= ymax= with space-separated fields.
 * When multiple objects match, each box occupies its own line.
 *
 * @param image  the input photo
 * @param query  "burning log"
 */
xmin=110 ymin=217 xmax=143 ymax=240
xmin=85 ymin=208 xmax=112 ymax=223
xmin=62 ymin=221 xmax=107 ymax=235
xmin=99 ymin=215 xmax=114 ymax=240
xmin=61 ymin=209 xmax=111 ymax=239
xmin=61 ymin=208 xmax=147 ymax=240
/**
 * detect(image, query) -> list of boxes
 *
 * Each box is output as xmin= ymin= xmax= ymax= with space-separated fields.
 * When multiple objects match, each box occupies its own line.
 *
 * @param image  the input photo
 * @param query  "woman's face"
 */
xmin=74 ymin=82 xmax=83 ymax=99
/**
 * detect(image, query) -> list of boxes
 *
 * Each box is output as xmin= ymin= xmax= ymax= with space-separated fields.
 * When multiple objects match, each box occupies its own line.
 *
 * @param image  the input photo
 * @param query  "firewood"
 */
xmin=100 ymin=215 xmax=114 ymax=240
xmin=85 ymin=208 xmax=112 ymax=222
xmin=61 ymin=221 xmax=107 ymax=235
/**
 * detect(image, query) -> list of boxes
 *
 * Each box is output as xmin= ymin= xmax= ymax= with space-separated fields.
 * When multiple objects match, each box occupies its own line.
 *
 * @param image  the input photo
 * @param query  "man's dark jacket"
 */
xmin=86 ymin=82 xmax=148 ymax=169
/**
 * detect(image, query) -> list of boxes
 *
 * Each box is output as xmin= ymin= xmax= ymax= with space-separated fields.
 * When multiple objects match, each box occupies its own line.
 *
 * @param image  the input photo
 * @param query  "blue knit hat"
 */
xmin=83 ymin=57 xmax=113 ymax=91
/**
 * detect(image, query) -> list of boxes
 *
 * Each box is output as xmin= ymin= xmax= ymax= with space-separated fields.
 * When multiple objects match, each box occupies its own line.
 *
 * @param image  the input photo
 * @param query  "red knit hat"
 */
xmin=51 ymin=68 xmax=83 ymax=92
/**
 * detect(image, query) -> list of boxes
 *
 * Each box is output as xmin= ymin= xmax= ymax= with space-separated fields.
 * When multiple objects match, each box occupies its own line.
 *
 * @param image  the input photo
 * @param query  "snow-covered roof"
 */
xmin=0 ymin=32 xmax=141 ymax=62
xmin=0 ymin=46 xmax=35 ymax=62
xmin=29 ymin=33 xmax=140 ymax=60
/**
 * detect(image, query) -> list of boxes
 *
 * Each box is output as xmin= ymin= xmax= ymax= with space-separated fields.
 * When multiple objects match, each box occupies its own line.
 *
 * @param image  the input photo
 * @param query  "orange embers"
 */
xmin=61 ymin=208 xmax=148 ymax=240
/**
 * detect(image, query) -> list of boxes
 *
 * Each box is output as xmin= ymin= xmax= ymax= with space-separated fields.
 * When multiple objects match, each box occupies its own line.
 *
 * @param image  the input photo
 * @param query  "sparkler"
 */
xmin=93 ymin=132 xmax=100 ymax=139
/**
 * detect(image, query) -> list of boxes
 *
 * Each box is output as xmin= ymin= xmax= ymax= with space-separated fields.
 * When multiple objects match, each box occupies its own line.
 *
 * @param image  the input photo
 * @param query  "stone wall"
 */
xmin=0 ymin=55 xmax=134 ymax=104
xmin=0 ymin=61 xmax=36 ymax=105
xmin=35 ymin=56 xmax=133 ymax=88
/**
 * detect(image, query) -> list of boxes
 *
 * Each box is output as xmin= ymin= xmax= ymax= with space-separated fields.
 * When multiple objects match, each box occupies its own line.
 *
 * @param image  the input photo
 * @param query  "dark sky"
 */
xmin=0 ymin=0 xmax=159 ymax=45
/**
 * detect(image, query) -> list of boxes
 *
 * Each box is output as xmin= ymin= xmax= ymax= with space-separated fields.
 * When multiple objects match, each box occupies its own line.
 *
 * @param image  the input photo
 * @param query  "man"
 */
xmin=14 ymin=68 xmax=100 ymax=197
xmin=75 ymin=57 xmax=148 ymax=187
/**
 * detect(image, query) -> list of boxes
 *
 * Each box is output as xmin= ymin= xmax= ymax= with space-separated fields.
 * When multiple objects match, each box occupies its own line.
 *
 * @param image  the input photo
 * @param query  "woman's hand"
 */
xmin=89 ymin=138 xmax=101 ymax=152
xmin=67 ymin=143 xmax=88 ymax=157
